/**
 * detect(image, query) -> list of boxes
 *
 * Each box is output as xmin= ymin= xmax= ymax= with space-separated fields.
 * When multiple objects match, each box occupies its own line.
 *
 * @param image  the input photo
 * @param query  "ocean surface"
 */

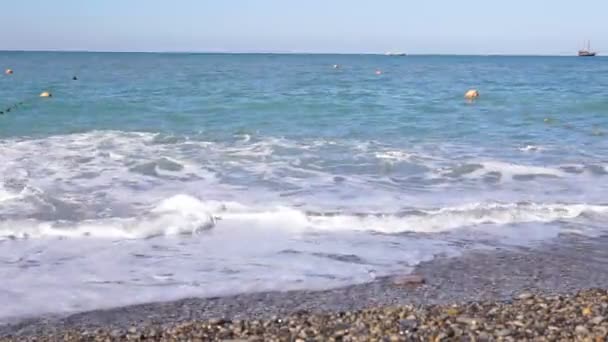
xmin=1 ymin=52 xmax=607 ymax=321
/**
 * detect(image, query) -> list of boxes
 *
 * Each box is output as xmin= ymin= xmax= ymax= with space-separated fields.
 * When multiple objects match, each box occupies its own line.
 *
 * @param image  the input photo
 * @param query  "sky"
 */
xmin=1 ymin=0 xmax=607 ymax=55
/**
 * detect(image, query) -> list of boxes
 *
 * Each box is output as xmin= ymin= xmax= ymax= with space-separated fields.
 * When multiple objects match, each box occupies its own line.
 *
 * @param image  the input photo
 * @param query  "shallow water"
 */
xmin=1 ymin=52 xmax=607 ymax=320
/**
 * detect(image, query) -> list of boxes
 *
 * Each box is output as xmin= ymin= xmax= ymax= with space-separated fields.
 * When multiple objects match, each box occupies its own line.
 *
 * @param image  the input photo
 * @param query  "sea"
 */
xmin=1 ymin=52 xmax=607 ymax=321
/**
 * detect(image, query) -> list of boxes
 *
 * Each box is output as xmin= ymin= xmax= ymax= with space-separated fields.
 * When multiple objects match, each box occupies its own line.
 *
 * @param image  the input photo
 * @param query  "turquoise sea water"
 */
xmin=1 ymin=52 xmax=608 ymax=320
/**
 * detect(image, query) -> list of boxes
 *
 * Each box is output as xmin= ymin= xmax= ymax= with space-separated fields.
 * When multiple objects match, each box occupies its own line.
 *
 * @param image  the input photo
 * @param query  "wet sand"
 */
xmin=2 ymin=233 xmax=608 ymax=339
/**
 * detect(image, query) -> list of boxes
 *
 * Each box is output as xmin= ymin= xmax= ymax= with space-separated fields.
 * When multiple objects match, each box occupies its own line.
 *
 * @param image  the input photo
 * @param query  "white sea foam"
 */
xmin=302 ymin=202 xmax=607 ymax=234
xmin=437 ymin=161 xmax=567 ymax=180
xmin=0 ymin=131 xmax=606 ymax=234
xmin=1 ymin=131 xmax=606 ymax=218
xmin=375 ymin=150 xmax=414 ymax=162
xmin=1 ymin=194 xmax=606 ymax=240
xmin=1 ymin=131 xmax=608 ymax=321
xmin=0 ymin=187 xmax=21 ymax=203
xmin=519 ymin=144 xmax=544 ymax=152
xmin=477 ymin=161 xmax=565 ymax=178
xmin=0 ymin=195 xmax=216 ymax=240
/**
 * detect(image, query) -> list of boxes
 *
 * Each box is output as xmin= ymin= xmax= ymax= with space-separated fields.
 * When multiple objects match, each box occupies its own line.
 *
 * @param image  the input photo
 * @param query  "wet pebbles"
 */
xmin=3 ymin=235 xmax=608 ymax=340
xmin=3 ymin=289 xmax=608 ymax=341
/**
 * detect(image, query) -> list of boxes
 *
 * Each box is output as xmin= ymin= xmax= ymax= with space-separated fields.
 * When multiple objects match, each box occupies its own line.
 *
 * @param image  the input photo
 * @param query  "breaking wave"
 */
xmin=1 ymin=194 xmax=606 ymax=240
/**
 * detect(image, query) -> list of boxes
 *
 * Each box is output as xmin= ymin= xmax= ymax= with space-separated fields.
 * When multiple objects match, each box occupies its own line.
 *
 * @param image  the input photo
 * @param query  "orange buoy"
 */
xmin=464 ymin=89 xmax=479 ymax=99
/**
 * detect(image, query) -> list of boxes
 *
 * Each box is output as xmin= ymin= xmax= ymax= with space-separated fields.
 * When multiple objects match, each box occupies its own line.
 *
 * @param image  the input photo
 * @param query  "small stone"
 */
xmin=399 ymin=319 xmax=418 ymax=331
xmin=209 ymin=318 xmax=221 ymax=325
xmin=127 ymin=327 xmax=137 ymax=334
xmin=511 ymin=320 xmax=525 ymax=327
xmin=488 ymin=307 xmax=499 ymax=315
xmin=389 ymin=334 xmax=401 ymax=342
xmin=517 ymin=292 xmax=533 ymax=300
xmin=590 ymin=316 xmax=604 ymax=325
xmin=496 ymin=328 xmax=512 ymax=337
xmin=595 ymin=327 xmax=608 ymax=338
xmin=436 ymin=313 xmax=449 ymax=322
xmin=575 ymin=325 xmax=589 ymax=335
xmin=392 ymin=274 xmax=426 ymax=286
xmin=435 ymin=332 xmax=449 ymax=341
xmin=446 ymin=308 xmax=459 ymax=316
xmin=333 ymin=329 xmax=347 ymax=338
xmin=478 ymin=332 xmax=491 ymax=340
xmin=582 ymin=307 xmax=592 ymax=316
xmin=456 ymin=316 xmax=480 ymax=325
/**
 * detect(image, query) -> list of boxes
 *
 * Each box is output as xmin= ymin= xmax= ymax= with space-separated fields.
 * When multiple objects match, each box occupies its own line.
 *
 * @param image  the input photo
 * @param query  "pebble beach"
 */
xmin=3 ymin=234 xmax=608 ymax=341
xmin=6 ymin=290 xmax=608 ymax=341
xmin=4 ymin=289 xmax=607 ymax=341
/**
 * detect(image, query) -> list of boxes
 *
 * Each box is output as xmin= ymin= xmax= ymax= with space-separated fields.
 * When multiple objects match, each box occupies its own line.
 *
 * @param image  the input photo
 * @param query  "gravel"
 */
xmin=2 ymin=233 xmax=608 ymax=340
xmin=3 ymin=289 xmax=608 ymax=341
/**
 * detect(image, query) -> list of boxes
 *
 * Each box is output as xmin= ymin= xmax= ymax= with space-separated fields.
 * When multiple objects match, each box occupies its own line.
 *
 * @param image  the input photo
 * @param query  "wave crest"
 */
xmin=1 ymin=195 xmax=605 ymax=240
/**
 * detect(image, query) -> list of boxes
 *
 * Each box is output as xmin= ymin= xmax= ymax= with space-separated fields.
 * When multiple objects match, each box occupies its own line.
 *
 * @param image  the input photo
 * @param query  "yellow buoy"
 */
xmin=5 ymin=69 xmax=13 ymax=75
xmin=40 ymin=91 xmax=52 ymax=98
xmin=464 ymin=89 xmax=479 ymax=99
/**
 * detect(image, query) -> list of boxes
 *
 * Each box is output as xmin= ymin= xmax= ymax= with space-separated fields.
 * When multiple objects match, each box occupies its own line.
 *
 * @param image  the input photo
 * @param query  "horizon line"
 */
xmin=0 ymin=49 xmax=600 ymax=57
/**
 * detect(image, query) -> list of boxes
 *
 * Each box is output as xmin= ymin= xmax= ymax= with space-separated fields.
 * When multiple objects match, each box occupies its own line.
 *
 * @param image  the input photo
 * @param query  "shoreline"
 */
xmin=2 ymin=233 xmax=608 ymax=338
xmin=5 ymin=289 xmax=607 ymax=341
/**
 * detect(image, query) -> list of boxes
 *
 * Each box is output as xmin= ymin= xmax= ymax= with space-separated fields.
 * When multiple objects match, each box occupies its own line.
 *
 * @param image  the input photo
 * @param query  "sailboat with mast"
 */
xmin=578 ymin=41 xmax=596 ymax=57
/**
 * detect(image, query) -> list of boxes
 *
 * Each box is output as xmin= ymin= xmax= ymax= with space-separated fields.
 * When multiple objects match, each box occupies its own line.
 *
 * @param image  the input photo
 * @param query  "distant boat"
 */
xmin=385 ymin=52 xmax=407 ymax=56
xmin=578 ymin=41 xmax=596 ymax=57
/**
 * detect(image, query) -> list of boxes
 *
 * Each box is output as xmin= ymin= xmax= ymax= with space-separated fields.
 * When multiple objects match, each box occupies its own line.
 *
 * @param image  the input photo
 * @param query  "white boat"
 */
xmin=385 ymin=52 xmax=407 ymax=56
xmin=578 ymin=41 xmax=596 ymax=57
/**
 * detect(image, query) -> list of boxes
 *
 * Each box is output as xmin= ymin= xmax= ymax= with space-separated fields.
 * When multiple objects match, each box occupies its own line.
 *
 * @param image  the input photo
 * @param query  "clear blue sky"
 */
xmin=1 ymin=0 xmax=606 ymax=54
